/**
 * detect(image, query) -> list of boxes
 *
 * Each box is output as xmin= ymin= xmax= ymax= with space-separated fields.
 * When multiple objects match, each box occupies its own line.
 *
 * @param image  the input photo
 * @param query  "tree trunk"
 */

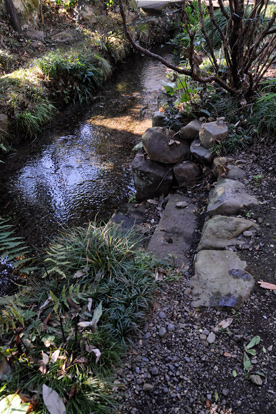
xmin=4 ymin=0 xmax=22 ymax=33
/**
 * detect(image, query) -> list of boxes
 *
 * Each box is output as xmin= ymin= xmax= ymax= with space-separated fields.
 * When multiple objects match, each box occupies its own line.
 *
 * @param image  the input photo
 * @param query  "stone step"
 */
xmin=147 ymin=194 xmax=197 ymax=268
xmin=190 ymin=250 xmax=255 ymax=309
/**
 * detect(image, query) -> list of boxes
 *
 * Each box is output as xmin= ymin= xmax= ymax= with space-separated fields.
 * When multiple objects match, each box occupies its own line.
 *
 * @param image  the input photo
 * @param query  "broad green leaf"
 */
xmin=246 ymin=335 xmax=261 ymax=349
xmin=246 ymin=348 xmax=256 ymax=356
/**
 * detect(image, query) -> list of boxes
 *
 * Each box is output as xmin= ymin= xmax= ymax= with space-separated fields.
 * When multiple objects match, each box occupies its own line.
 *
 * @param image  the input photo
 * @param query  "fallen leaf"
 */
xmin=206 ymin=400 xmax=211 ymax=408
xmin=68 ymin=384 xmax=77 ymax=401
xmin=38 ymin=296 xmax=52 ymax=319
xmin=257 ymin=281 xmax=276 ymax=290
xmin=87 ymin=298 xmax=93 ymax=312
xmin=214 ymin=318 xmax=233 ymax=332
xmin=42 ymin=384 xmax=66 ymax=414
xmin=224 ymin=352 xmax=232 ymax=357
xmin=51 ymin=350 xmax=60 ymax=363
xmin=42 ymin=352 xmax=49 ymax=366
xmin=73 ymin=270 xmax=85 ymax=279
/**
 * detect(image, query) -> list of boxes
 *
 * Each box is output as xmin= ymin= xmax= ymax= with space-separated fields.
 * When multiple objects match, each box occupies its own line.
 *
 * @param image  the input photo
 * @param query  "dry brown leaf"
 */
xmin=224 ymin=352 xmax=232 ymax=358
xmin=214 ymin=318 xmax=233 ymax=332
xmin=257 ymin=281 xmax=276 ymax=290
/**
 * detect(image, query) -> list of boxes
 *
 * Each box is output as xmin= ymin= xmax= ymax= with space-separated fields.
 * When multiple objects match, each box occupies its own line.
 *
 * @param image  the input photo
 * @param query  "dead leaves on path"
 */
xmin=257 ymin=280 xmax=276 ymax=290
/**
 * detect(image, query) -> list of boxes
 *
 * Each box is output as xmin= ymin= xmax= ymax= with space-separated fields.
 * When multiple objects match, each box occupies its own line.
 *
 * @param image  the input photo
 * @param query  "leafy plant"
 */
xmin=0 ymin=217 xmax=31 ymax=272
xmin=249 ymin=89 xmax=276 ymax=139
xmin=0 ymin=222 xmax=159 ymax=413
xmin=243 ymin=335 xmax=261 ymax=372
xmin=39 ymin=52 xmax=112 ymax=104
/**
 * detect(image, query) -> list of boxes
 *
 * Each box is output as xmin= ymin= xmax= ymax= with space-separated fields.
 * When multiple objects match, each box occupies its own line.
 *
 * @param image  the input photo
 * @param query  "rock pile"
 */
xmin=132 ymin=115 xmax=229 ymax=201
xmin=191 ymin=175 xmax=259 ymax=309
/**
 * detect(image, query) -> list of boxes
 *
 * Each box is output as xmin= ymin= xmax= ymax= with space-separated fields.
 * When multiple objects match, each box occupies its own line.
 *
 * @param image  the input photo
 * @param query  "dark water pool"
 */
xmin=0 ymin=49 xmax=171 ymax=246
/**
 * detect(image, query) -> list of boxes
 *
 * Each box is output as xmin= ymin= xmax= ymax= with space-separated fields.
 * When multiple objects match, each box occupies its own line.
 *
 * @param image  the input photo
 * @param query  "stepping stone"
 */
xmin=207 ymin=178 xmax=259 ymax=216
xmin=190 ymin=250 xmax=255 ymax=309
xmin=147 ymin=194 xmax=196 ymax=268
xmin=198 ymin=215 xmax=259 ymax=251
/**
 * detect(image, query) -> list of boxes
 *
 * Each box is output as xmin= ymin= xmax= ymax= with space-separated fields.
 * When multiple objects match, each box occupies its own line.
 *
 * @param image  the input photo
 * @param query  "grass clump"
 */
xmin=0 ymin=49 xmax=112 ymax=139
xmin=0 ymin=222 xmax=159 ymax=413
xmin=248 ymin=79 xmax=276 ymax=139
xmin=39 ymin=51 xmax=112 ymax=104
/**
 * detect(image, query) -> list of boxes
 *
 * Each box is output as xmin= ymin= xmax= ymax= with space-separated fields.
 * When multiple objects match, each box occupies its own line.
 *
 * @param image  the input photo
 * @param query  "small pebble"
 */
xmin=207 ymin=332 xmax=216 ymax=344
xmin=159 ymin=311 xmax=166 ymax=319
xmin=151 ymin=366 xmax=159 ymax=375
xmin=222 ymin=388 xmax=229 ymax=396
xmin=143 ymin=383 xmax=154 ymax=392
xmin=159 ymin=327 xmax=167 ymax=338
xmin=168 ymin=323 xmax=175 ymax=331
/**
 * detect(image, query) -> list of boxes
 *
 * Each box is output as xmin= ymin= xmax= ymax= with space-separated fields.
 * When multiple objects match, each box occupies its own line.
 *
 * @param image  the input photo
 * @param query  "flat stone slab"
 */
xmin=207 ymin=178 xmax=259 ymax=216
xmin=147 ymin=194 xmax=196 ymax=268
xmin=191 ymin=250 xmax=255 ymax=309
xmin=198 ymin=215 xmax=259 ymax=251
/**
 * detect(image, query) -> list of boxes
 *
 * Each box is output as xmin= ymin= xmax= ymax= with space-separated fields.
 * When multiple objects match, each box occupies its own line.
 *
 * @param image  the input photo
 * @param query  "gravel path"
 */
xmin=114 ymin=142 xmax=276 ymax=414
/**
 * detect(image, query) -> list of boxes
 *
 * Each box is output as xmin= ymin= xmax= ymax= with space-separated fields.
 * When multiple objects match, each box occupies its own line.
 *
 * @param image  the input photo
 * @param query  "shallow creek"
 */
xmin=0 ymin=49 xmax=171 ymax=246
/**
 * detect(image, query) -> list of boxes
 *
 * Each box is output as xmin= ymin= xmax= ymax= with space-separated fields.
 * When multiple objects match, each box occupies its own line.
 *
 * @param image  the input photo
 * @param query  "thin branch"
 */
xmin=119 ymin=0 xmax=192 ymax=76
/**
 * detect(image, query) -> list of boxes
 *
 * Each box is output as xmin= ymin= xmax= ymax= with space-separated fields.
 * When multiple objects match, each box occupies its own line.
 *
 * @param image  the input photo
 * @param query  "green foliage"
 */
xmin=0 ymin=51 xmax=14 ymax=74
xmin=15 ymin=101 xmax=56 ymax=137
xmin=39 ymin=51 xmax=112 ymax=104
xmin=171 ymin=0 xmax=207 ymax=57
xmin=162 ymin=75 xmax=202 ymax=114
xmin=249 ymin=82 xmax=276 ymax=139
xmin=0 ymin=217 xmax=31 ymax=271
xmin=243 ymin=335 xmax=261 ymax=372
xmin=0 ymin=222 xmax=159 ymax=413
xmin=212 ymin=127 xmax=252 ymax=155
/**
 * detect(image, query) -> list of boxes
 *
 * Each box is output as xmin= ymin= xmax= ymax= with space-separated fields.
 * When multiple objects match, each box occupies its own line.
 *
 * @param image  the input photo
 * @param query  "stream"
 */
xmin=0 ymin=48 xmax=171 ymax=247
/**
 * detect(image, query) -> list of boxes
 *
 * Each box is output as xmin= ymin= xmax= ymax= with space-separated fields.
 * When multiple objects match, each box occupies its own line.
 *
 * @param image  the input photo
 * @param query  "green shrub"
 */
xmin=0 ymin=222 xmax=159 ymax=413
xmin=39 ymin=51 xmax=112 ymax=104
xmin=249 ymin=88 xmax=276 ymax=139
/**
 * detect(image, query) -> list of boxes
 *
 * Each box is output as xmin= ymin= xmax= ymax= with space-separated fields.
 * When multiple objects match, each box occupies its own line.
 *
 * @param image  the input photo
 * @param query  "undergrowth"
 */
xmin=0 ymin=221 xmax=161 ymax=413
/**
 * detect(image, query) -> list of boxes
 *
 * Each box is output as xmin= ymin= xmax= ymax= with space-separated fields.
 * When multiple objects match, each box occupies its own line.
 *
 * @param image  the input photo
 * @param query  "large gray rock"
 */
xmin=152 ymin=111 xmax=168 ymax=127
xmin=147 ymin=194 xmax=196 ymax=268
xmin=178 ymin=120 xmax=202 ymax=142
xmin=132 ymin=151 xmax=173 ymax=201
xmin=52 ymin=32 xmax=74 ymax=43
xmin=199 ymin=120 xmax=229 ymax=149
xmin=142 ymin=127 xmax=189 ymax=164
xmin=191 ymin=250 xmax=255 ymax=309
xmin=173 ymin=161 xmax=201 ymax=186
xmin=207 ymin=178 xmax=259 ymax=216
xmin=198 ymin=215 xmax=259 ymax=251
xmin=190 ymin=139 xmax=214 ymax=164
xmin=25 ymin=30 xmax=45 ymax=42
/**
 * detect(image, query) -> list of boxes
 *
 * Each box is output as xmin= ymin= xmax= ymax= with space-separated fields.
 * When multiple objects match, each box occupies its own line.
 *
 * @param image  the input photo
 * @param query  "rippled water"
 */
xmin=1 ymin=49 xmax=171 ymax=245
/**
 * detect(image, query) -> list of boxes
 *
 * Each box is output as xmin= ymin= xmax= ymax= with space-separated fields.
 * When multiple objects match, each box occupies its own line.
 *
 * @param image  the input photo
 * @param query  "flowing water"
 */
xmin=0 ymin=48 xmax=171 ymax=247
